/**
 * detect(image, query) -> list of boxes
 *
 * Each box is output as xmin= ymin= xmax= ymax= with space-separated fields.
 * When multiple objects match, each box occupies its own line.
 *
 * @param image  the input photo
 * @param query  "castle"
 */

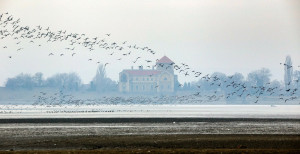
xmin=118 ymin=56 xmax=178 ymax=93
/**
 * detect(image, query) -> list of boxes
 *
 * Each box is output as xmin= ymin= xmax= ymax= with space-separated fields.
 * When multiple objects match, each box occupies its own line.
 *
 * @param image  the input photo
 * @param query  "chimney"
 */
xmin=152 ymin=66 xmax=155 ymax=70
xmin=139 ymin=66 xmax=143 ymax=70
xmin=131 ymin=66 xmax=133 ymax=70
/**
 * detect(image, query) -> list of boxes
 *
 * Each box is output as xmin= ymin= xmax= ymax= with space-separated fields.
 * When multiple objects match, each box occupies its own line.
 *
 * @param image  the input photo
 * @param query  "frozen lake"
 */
xmin=0 ymin=105 xmax=299 ymax=119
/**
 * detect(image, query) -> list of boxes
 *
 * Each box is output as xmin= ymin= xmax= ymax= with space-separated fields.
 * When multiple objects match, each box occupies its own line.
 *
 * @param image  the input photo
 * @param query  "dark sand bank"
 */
xmin=0 ymin=135 xmax=299 ymax=153
xmin=0 ymin=118 xmax=299 ymax=153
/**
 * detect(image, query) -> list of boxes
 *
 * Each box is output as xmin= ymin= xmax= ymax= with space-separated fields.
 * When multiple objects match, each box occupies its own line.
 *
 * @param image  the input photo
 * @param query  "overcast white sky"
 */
xmin=0 ymin=0 xmax=299 ymax=86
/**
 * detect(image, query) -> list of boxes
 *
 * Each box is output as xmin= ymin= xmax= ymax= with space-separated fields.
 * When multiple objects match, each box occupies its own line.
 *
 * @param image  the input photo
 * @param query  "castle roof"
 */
xmin=124 ymin=70 xmax=161 ymax=76
xmin=156 ymin=56 xmax=174 ymax=64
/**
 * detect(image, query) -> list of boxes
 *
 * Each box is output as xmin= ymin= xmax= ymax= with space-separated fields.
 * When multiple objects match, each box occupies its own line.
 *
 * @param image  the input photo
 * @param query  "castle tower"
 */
xmin=156 ymin=56 xmax=175 ymax=93
xmin=156 ymin=56 xmax=174 ymax=73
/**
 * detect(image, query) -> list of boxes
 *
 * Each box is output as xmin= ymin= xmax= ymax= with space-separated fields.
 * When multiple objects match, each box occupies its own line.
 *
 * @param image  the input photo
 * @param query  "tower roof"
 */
xmin=156 ymin=56 xmax=174 ymax=64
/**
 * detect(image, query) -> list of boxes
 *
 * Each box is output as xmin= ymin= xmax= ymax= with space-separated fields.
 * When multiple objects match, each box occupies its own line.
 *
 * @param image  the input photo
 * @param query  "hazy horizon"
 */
xmin=0 ymin=0 xmax=300 ymax=86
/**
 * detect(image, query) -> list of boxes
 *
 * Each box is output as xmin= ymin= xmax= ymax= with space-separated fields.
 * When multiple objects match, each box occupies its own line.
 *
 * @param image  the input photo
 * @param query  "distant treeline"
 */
xmin=178 ymin=68 xmax=300 ymax=98
xmin=4 ymin=66 xmax=300 ymax=96
xmin=5 ymin=64 xmax=117 ymax=92
xmin=180 ymin=68 xmax=281 ymax=91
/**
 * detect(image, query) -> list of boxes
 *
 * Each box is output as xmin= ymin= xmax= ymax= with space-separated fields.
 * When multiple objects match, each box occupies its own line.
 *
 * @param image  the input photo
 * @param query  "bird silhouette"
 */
xmin=16 ymin=48 xmax=23 ymax=51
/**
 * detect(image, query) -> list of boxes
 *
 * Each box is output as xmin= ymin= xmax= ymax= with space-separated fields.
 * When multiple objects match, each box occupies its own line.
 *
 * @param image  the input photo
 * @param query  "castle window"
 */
xmin=121 ymin=74 xmax=127 ymax=82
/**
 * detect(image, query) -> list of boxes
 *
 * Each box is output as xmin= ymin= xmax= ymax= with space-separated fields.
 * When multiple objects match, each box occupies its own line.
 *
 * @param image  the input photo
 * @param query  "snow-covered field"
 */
xmin=0 ymin=105 xmax=299 ymax=119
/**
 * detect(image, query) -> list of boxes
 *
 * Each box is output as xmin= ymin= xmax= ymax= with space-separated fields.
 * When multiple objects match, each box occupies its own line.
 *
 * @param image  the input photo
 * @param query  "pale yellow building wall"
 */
xmin=119 ymin=70 xmax=175 ymax=93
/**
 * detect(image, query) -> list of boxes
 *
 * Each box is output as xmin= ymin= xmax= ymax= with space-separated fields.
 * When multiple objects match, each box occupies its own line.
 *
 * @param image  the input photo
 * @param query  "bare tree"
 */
xmin=33 ymin=72 xmax=43 ymax=87
xmin=284 ymin=56 xmax=293 ymax=90
xmin=46 ymin=73 xmax=81 ymax=90
xmin=5 ymin=73 xmax=34 ymax=89
xmin=92 ymin=64 xmax=117 ymax=92
xmin=247 ymin=68 xmax=271 ymax=87
xmin=294 ymin=70 xmax=300 ymax=89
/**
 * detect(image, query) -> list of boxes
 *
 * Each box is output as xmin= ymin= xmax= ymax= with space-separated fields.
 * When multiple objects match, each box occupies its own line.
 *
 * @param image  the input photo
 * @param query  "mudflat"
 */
xmin=0 ymin=119 xmax=299 ymax=153
xmin=0 ymin=134 xmax=299 ymax=153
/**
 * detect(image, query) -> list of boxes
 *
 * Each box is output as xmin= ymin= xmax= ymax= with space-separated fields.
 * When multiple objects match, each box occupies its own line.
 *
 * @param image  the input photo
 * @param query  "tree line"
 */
xmin=4 ymin=64 xmax=117 ymax=92
xmin=4 ymin=58 xmax=300 ymax=95
xmin=180 ymin=67 xmax=299 ymax=96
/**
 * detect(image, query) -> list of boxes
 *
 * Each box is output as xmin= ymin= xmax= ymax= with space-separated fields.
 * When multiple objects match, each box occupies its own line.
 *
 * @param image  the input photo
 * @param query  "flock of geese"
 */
xmin=32 ymin=90 xmax=225 ymax=106
xmin=1 ymin=12 xmax=299 ymax=105
xmin=31 ymin=75 xmax=299 ymax=106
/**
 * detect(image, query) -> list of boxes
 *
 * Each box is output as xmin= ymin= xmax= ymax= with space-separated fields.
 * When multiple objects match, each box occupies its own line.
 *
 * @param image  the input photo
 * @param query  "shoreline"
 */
xmin=0 ymin=117 xmax=300 ymax=123
xmin=1 ymin=105 xmax=300 ymax=120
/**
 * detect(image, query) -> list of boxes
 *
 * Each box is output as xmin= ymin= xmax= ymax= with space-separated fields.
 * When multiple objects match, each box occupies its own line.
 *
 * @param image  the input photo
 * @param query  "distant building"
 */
xmin=119 ymin=56 xmax=178 ymax=93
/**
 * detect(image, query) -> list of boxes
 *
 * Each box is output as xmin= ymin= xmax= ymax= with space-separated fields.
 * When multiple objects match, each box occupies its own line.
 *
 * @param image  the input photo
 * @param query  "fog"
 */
xmin=0 ymin=0 xmax=300 ymax=86
xmin=0 ymin=1 xmax=299 ymax=106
